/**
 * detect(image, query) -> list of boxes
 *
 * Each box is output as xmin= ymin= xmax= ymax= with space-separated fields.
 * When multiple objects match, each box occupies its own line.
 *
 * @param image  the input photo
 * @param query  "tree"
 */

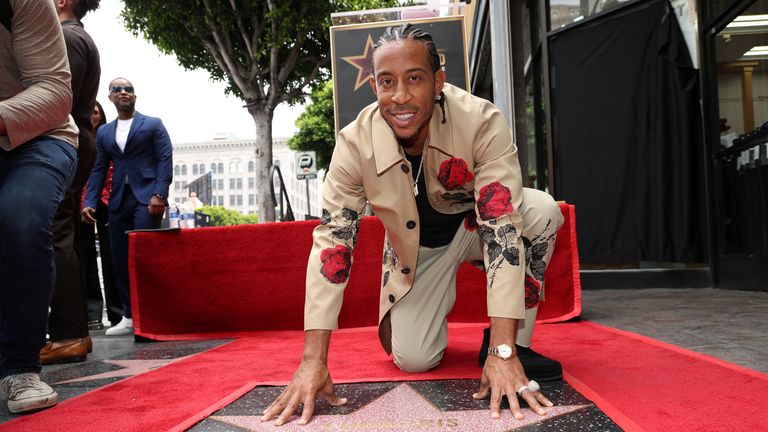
xmin=198 ymin=205 xmax=258 ymax=226
xmin=121 ymin=0 xmax=397 ymax=222
xmin=287 ymin=81 xmax=335 ymax=171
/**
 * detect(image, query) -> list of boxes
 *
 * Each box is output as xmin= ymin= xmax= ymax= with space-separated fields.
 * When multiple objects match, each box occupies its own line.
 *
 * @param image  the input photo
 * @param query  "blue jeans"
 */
xmin=0 ymin=137 xmax=76 ymax=378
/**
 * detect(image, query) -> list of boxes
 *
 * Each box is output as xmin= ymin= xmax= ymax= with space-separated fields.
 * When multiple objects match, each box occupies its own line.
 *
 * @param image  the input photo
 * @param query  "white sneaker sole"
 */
xmin=7 ymin=392 xmax=58 ymax=414
xmin=105 ymin=327 xmax=134 ymax=336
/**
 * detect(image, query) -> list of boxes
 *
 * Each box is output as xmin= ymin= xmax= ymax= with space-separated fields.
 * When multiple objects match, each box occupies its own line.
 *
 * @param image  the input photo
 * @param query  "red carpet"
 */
xmin=3 ymin=321 xmax=767 ymax=432
xmin=129 ymin=203 xmax=581 ymax=340
xmin=533 ymin=321 xmax=768 ymax=432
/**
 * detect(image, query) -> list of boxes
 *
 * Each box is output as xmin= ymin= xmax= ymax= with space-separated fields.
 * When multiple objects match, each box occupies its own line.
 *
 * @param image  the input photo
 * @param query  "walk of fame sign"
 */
xmin=330 ymin=15 xmax=469 ymax=134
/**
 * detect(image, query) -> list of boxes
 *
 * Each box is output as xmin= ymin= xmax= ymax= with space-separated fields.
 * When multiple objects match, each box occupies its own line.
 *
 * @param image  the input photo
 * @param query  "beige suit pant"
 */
xmin=391 ymin=188 xmax=564 ymax=372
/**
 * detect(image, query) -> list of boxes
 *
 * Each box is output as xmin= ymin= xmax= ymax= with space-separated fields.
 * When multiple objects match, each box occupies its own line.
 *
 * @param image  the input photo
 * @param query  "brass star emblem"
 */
xmin=342 ymin=34 xmax=375 ymax=92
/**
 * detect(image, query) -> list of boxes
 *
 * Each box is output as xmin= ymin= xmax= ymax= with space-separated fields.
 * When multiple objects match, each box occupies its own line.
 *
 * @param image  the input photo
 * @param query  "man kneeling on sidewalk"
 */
xmin=260 ymin=24 xmax=564 ymax=427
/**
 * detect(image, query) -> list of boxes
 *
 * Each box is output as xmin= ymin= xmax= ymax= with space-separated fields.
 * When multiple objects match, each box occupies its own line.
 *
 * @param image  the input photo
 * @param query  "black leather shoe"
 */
xmin=478 ymin=327 xmax=563 ymax=381
xmin=88 ymin=320 xmax=104 ymax=331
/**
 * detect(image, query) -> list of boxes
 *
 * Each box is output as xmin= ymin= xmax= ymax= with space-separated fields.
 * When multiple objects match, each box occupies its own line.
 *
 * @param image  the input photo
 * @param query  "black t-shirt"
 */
xmin=404 ymin=152 xmax=469 ymax=247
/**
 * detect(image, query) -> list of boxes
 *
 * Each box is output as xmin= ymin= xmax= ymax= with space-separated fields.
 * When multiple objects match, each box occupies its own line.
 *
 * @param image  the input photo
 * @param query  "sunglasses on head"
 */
xmin=110 ymin=85 xmax=134 ymax=94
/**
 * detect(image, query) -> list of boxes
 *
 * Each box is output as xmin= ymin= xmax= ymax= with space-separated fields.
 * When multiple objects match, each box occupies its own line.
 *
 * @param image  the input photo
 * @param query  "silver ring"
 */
xmin=517 ymin=385 xmax=529 ymax=396
xmin=527 ymin=380 xmax=540 ymax=393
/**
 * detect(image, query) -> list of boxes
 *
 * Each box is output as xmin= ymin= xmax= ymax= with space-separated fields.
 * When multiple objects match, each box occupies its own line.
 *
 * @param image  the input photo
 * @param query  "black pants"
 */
xmin=81 ymin=200 xmax=122 ymax=325
xmin=48 ymin=130 xmax=96 ymax=341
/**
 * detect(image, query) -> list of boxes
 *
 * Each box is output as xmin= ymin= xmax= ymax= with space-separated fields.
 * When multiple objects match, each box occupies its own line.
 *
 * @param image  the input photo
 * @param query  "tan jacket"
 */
xmin=0 ymin=0 xmax=78 ymax=151
xmin=305 ymin=84 xmax=525 ymax=353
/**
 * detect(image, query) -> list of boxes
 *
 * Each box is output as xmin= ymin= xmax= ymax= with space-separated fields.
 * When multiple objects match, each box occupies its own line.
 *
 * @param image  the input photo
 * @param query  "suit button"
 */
xmin=401 ymin=164 xmax=410 ymax=173
xmin=406 ymin=220 xmax=416 ymax=229
xmin=401 ymin=267 xmax=411 ymax=275
xmin=388 ymin=294 xmax=396 ymax=303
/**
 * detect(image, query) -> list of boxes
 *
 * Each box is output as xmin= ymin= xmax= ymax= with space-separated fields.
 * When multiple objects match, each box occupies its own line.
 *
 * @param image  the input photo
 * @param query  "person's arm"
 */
xmin=261 ymin=130 xmax=366 ymax=426
xmin=149 ymin=118 xmax=173 ymax=215
xmin=468 ymin=102 xmax=552 ymax=419
xmin=0 ymin=0 xmax=72 ymax=150
xmin=84 ymin=127 xmax=109 ymax=208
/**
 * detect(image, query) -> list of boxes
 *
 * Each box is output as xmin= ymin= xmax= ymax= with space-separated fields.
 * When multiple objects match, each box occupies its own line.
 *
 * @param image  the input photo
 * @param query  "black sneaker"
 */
xmin=478 ymin=327 xmax=563 ymax=382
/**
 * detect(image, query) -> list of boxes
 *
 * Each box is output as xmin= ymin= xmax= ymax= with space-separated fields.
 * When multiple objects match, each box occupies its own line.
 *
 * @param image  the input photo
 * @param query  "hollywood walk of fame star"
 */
xmin=54 ymin=357 xmax=192 ymax=385
xmin=342 ymin=34 xmax=375 ymax=92
xmin=210 ymin=383 xmax=588 ymax=431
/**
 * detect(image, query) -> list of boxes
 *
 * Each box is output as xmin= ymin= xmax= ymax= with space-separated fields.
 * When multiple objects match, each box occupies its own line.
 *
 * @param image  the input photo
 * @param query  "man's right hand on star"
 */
xmin=260 ymin=330 xmax=346 ymax=426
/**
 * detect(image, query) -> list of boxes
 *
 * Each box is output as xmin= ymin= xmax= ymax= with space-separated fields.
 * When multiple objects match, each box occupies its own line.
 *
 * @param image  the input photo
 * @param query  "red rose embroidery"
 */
xmin=463 ymin=212 xmax=478 ymax=232
xmin=437 ymin=158 xmax=474 ymax=190
xmin=320 ymin=245 xmax=352 ymax=284
xmin=525 ymin=275 xmax=541 ymax=308
xmin=477 ymin=182 xmax=513 ymax=220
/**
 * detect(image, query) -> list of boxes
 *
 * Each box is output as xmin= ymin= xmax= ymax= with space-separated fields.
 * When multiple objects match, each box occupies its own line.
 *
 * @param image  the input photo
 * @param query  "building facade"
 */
xmin=170 ymin=136 xmax=324 ymax=220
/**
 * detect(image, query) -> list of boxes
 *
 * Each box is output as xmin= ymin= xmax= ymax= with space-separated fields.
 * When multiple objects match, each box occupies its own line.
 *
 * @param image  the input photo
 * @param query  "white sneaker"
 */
xmin=105 ymin=317 xmax=134 ymax=336
xmin=0 ymin=373 xmax=59 ymax=414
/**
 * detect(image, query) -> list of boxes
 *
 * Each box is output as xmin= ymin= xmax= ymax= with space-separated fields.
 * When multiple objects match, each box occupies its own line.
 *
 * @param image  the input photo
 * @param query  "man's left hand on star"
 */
xmin=473 ymin=355 xmax=553 ymax=420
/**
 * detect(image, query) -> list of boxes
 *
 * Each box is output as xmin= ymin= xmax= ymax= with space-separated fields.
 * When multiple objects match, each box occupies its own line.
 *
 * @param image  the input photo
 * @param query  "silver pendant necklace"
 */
xmin=413 ymin=149 xmax=426 ymax=196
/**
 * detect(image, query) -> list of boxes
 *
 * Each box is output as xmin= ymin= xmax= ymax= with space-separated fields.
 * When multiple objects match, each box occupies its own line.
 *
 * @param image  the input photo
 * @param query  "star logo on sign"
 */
xmin=210 ymin=383 xmax=588 ymax=431
xmin=342 ymin=34 xmax=375 ymax=92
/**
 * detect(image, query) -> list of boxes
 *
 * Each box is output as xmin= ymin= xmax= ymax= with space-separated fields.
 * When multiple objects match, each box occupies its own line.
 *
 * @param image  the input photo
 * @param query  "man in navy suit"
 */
xmin=82 ymin=77 xmax=172 ymax=336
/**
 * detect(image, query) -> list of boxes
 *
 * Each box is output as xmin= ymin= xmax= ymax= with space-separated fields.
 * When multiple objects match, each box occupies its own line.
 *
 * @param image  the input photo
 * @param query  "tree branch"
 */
xmin=273 ymin=57 xmax=328 ymax=108
xmin=200 ymin=0 xmax=253 ymax=99
xmin=267 ymin=0 xmax=278 ymax=101
xmin=228 ymin=0 xmax=253 ymax=56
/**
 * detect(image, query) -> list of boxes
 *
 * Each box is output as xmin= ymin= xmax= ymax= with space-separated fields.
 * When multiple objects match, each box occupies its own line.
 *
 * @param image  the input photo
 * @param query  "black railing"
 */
xmin=714 ymin=129 xmax=768 ymax=255
xmin=269 ymin=164 xmax=295 ymax=222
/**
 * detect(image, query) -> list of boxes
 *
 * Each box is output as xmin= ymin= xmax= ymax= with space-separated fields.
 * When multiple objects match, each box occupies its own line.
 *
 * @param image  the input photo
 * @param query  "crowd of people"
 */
xmin=1 ymin=0 xmax=566 ymax=425
xmin=0 ymin=0 xmax=172 ymax=414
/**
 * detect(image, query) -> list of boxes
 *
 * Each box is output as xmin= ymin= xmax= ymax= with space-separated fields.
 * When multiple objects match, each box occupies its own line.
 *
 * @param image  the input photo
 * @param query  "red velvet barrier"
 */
xmin=129 ymin=203 xmax=581 ymax=340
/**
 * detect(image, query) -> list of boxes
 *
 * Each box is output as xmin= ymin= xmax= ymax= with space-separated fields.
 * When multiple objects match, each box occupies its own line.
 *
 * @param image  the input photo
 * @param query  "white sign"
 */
xmin=296 ymin=151 xmax=317 ymax=180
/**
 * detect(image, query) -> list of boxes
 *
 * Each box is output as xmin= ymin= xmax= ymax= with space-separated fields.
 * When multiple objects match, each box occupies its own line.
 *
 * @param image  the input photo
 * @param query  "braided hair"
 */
xmin=372 ymin=23 xmax=446 ymax=124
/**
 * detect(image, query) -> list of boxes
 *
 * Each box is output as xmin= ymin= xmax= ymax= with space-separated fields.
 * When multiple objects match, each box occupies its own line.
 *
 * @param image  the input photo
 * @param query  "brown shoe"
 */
xmin=40 ymin=338 xmax=88 ymax=365
xmin=84 ymin=336 xmax=93 ymax=353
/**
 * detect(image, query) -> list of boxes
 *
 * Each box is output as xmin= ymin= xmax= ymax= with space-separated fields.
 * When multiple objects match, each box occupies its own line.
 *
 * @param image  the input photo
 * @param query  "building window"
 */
xmin=229 ymin=178 xmax=236 ymax=189
xmin=174 ymin=181 xmax=180 ymax=191
xmin=193 ymin=164 xmax=199 ymax=175
xmin=229 ymin=195 xmax=236 ymax=206
xmin=236 ymin=195 xmax=243 ymax=206
xmin=248 ymin=161 xmax=255 ymax=172
xmin=211 ymin=163 xmax=217 ymax=174
xmin=218 ymin=179 xmax=224 ymax=190
xmin=198 ymin=163 xmax=205 ymax=174
xmin=181 ymin=165 xmax=187 ymax=176
xmin=182 ymin=180 xmax=187 ymax=189
xmin=218 ymin=162 xmax=224 ymax=173
xmin=229 ymin=161 xmax=236 ymax=173
xmin=248 ymin=177 xmax=254 ymax=188
xmin=212 ymin=181 xmax=216 ymax=190
xmin=174 ymin=165 xmax=180 ymax=175
xmin=249 ymin=194 xmax=255 ymax=205
xmin=236 ymin=178 xmax=243 ymax=189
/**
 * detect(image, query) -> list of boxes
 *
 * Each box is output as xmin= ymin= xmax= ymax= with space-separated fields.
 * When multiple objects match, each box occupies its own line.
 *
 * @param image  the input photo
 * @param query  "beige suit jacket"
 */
xmin=305 ymin=84 xmax=525 ymax=353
